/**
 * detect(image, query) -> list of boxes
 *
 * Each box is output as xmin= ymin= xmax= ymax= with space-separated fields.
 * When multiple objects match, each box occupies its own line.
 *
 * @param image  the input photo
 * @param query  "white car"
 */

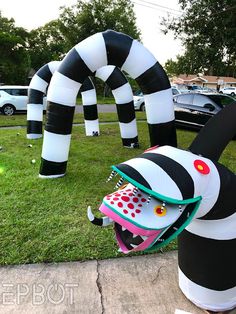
xmin=0 ymin=85 xmax=46 ymax=115
xmin=133 ymin=87 xmax=181 ymax=111
xmin=219 ymin=87 xmax=236 ymax=96
xmin=133 ymin=93 xmax=145 ymax=111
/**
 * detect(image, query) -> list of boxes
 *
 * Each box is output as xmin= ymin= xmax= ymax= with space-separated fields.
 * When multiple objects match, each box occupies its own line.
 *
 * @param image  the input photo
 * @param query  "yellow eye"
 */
xmin=154 ymin=205 xmax=167 ymax=217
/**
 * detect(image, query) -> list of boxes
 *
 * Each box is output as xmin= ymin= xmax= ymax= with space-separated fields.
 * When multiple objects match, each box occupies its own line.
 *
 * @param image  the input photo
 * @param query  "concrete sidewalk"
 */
xmin=0 ymin=251 xmax=206 ymax=314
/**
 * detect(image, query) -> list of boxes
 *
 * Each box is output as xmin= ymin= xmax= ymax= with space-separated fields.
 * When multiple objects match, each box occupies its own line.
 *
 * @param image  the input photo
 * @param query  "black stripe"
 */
xmin=200 ymin=162 xmax=236 ymax=220
xmin=28 ymin=89 xmax=45 ymax=104
xmin=103 ymin=30 xmax=133 ymax=68
xmin=138 ymin=153 xmax=194 ymax=200
xmin=58 ymin=48 xmax=93 ymax=84
xmin=36 ymin=64 xmax=52 ymax=82
xmin=80 ymin=77 xmax=95 ymax=92
xmin=148 ymin=121 xmax=177 ymax=147
xmin=27 ymin=120 xmax=42 ymax=134
xmin=136 ymin=62 xmax=171 ymax=94
xmin=39 ymin=158 xmax=67 ymax=176
xmin=45 ymin=102 xmax=75 ymax=135
xmin=115 ymin=164 xmax=151 ymax=189
xmin=116 ymin=102 xmax=135 ymax=123
xmin=178 ymin=229 xmax=236 ymax=290
xmin=106 ymin=67 xmax=127 ymax=90
xmin=83 ymin=104 xmax=98 ymax=120
xmin=122 ymin=136 xmax=139 ymax=148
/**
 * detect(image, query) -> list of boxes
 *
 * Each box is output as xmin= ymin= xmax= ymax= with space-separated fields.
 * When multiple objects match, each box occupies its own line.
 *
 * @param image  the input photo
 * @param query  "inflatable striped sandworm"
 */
xmin=95 ymin=65 xmax=138 ymax=148
xmin=39 ymin=29 xmax=176 ymax=178
xmin=88 ymin=103 xmax=236 ymax=312
xmin=27 ymin=61 xmax=60 ymax=139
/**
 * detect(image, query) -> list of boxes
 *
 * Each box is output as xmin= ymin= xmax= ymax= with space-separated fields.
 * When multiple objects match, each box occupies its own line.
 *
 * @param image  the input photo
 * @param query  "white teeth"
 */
xmin=122 ymin=226 xmax=126 ymax=232
xmin=132 ymin=234 xmax=138 ymax=238
xmin=130 ymin=244 xmax=138 ymax=248
xmin=140 ymin=235 xmax=148 ymax=241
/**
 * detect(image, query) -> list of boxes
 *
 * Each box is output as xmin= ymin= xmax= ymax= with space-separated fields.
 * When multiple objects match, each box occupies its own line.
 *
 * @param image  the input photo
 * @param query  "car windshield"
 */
xmin=207 ymin=95 xmax=235 ymax=107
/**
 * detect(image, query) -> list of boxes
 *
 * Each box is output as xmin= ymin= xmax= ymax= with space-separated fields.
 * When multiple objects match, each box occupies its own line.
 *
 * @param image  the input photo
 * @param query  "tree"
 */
xmin=162 ymin=0 xmax=236 ymax=76
xmin=0 ymin=12 xmax=30 ymax=84
xmin=58 ymin=0 xmax=141 ymax=49
xmin=27 ymin=20 xmax=67 ymax=71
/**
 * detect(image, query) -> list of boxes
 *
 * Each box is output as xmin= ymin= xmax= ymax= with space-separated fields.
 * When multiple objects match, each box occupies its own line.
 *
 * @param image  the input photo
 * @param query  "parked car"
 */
xmin=133 ymin=87 xmax=180 ymax=111
xmin=173 ymin=92 xmax=235 ymax=130
xmin=219 ymin=87 xmax=236 ymax=96
xmin=0 ymin=85 xmax=47 ymax=115
xmin=133 ymin=92 xmax=145 ymax=111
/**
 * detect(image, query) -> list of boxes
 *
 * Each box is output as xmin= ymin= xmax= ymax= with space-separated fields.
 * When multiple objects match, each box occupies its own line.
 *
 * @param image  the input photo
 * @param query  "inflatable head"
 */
xmin=88 ymin=144 xmax=223 ymax=253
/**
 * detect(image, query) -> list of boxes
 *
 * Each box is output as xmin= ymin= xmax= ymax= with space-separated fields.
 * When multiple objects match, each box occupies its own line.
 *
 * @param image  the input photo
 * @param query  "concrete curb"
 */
xmin=0 ymin=251 xmax=206 ymax=314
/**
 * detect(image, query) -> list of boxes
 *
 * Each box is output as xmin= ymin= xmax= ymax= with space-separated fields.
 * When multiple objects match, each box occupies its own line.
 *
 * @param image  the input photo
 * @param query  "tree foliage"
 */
xmin=163 ymin=0 xmax=236 ymax=76
xmin=0 ymin=12 xmax=30 ymax=84
xmin=58 ymin=0 xmax=141 ymax=48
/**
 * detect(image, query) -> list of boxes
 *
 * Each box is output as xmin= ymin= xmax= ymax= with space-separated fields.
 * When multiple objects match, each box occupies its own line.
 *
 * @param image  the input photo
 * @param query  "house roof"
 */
xmin=173 ymin=74 xmax=236 ymax=84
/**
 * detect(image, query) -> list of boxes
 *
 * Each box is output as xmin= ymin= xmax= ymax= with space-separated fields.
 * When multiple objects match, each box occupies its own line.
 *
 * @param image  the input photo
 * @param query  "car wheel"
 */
xmin=140 ymin=103 xmax=145 ymax=112
xmin=2 ymin=104 xmax=16 ymax=116
xmin=231 ymin=92 xmax=235 ymax=96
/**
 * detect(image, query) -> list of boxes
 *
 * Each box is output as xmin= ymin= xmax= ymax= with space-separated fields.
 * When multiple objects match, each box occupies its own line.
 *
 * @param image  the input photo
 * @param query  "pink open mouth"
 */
xmin=99 ymin=203 xmax=164 ymax=253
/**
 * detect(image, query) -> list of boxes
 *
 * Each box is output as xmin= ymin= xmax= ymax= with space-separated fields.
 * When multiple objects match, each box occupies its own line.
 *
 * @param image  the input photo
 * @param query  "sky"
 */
xmin=0 ymin=0 xmax=184 ymax=65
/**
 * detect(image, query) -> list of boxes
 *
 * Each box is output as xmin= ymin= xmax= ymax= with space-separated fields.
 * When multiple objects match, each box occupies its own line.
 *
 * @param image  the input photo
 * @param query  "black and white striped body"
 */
xmin=95 ymin=65 xmax=138 ymax=148
xmin=27 ymin=61 xmax=60 ymax=139
xmin=39 ymin=30 xmax=176 ymax=178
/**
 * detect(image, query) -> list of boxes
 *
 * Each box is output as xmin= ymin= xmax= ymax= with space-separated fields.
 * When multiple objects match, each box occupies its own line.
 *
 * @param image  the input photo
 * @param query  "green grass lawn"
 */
xmin=0 ymin=120 xmax=235 ymax=265
xmin=0 ymin=110 xmax=146 ymax=127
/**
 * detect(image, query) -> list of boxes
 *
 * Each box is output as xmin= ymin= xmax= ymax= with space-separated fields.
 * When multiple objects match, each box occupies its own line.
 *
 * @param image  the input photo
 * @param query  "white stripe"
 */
xmin=41 ymin=130 xmax=71 ymax=162
xmin=27 ymin=134 xmax=42 ymax=139
xmin=95 ymin=65 xmax=115 ymax=82
xmin=119 ymin=119 xmax=138 ymax=139
xmin=84 ymin=119 xmax=100 ymax=136
xmin=179 ymin=267 xmax=236 ymax=311
xmin=186 ymin=212 xmax=236 ymax=240
xmin=81 ymin=89 xmax=97 ymax=106
xmin=122 ymin=157 xmax=182 ymax=200
xmin=112 ymin=83 xmax=133 ymax=104
xmin=47 ymin=61 xmax=60 ymax=74
xmin=144 ymin=88 xmax=175 ymax=124
xmin=151 ymin=146 xmax=221 ymax=217
xmin=47 ymin=71 xmax=81 ymax=106
xmin=29 ymin=74 xmax=48 ymax=92
xmin=75 ymin=33 xmax=107 ymax=72
xmin=121 ymin=40 xmax=156 ymax=79
xmin=27 ymin=103 xmax=43 ymax=121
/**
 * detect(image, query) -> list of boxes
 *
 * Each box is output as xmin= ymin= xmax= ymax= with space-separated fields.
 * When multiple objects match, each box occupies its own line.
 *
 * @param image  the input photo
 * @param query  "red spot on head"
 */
xmin=133 ymin=197 xmax=139 ymax=203
xmin=131 ymin=213 xmax=135 ymax=218
xmin=135 ymin=209 xmax=141 ymax=213
xmin=194 ymin=159 xmax=210 ymax=175
xmin=111 ymin=201 xmax=114 ymax=204
xmin=141 ymin=198 xmax=146 ymax=202
xmin=128 ymin=203 xmax=134 ymax=209
xmin=118 ymin=202 xmax=123 ymax=208
xmin=138 ymin=204 xmax=142 ymax=207
xmin=144 ymin=145 xmax=159 ymax=152
xmin=113 ymin=197 xmax=119 ymax=201
xmin=123 ymin=209 xmax=128 ymax=214
xmin=121 ymin=196 xmax=130 ymax=202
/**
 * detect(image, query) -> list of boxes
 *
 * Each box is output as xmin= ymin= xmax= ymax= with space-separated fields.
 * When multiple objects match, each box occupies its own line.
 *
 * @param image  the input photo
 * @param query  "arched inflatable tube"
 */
xmin=89 ymin=103 xmax=236 ymax=312
xmin=95 ymin=65 xmax=138 ymax=148
xmin=39 ymin=30 xmax=176 ymax=178
xmin=27 ymin=61 xmax=60 ymax=139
